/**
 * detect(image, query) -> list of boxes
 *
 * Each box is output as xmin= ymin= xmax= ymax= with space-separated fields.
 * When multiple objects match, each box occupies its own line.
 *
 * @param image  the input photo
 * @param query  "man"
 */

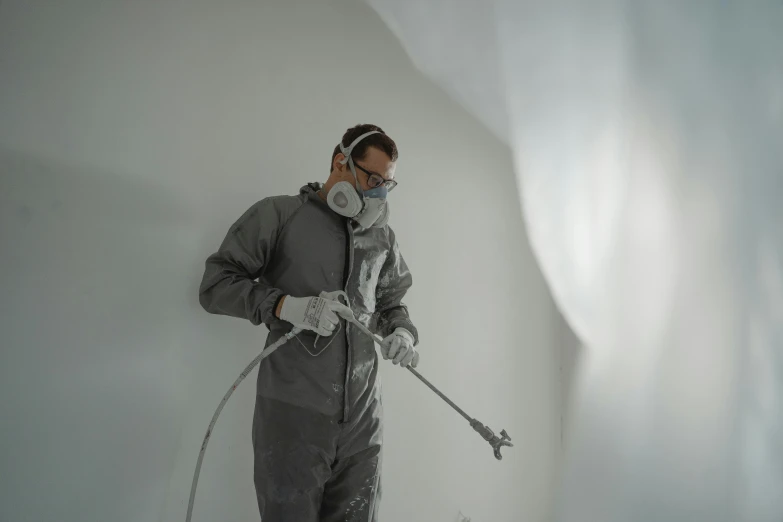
xmin=198 ymin=124 xmax=419 ymax=521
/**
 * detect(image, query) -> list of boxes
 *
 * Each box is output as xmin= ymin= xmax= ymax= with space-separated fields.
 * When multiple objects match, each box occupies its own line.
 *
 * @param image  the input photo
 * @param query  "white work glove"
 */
xmin=278 ymin=295 xmax=354 ymax=337
xmin=380 ymin=328 xmax=419 ymax=368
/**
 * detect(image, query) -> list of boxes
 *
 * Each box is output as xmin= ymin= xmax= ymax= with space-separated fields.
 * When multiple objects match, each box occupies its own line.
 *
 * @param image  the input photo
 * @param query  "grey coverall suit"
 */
xmin=198 ymin=183 xmax=419 ymax=521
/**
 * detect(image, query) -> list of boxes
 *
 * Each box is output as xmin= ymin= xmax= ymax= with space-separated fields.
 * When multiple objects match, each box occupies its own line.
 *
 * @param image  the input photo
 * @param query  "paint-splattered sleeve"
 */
xmin=374 ymin=227 xmax=419 ymax=345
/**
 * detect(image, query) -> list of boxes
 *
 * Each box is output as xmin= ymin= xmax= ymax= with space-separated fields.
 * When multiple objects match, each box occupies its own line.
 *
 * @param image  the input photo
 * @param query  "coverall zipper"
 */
xmin=341 ymin=221 xmax=355 ymax=423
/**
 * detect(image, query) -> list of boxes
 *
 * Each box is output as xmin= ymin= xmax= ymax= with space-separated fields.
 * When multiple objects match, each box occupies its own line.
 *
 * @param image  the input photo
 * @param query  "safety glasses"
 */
xmin=353 ymin=162 xmax=398 ymax=192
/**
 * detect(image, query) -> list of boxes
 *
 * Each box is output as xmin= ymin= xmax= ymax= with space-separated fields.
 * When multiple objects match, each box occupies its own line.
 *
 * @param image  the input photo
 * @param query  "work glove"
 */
xmin=278 ymin=295 xmax=354 ymax=337
xmin=380 ymin=328 xmax=419 ymax=368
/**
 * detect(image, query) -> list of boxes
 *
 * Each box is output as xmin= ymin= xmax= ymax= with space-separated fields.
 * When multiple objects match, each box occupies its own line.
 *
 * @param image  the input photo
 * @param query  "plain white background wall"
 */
xmin=0 ymin=1 xmax=565 ymax=521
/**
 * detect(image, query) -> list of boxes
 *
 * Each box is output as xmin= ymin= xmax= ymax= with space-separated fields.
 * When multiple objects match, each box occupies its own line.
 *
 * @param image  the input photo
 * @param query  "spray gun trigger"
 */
xmin=319 ymin=290 xmax=354 ymax=320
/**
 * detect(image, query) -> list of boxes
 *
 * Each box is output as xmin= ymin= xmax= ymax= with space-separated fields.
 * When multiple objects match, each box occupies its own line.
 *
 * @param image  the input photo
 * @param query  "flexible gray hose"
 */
xmin=185 ymin=327 xmax=301 ymax=522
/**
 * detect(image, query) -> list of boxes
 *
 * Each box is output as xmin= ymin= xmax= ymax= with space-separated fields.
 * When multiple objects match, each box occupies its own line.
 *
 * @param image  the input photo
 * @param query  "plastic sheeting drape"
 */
xmin=367 ymin=1 xmax=783 ymax=521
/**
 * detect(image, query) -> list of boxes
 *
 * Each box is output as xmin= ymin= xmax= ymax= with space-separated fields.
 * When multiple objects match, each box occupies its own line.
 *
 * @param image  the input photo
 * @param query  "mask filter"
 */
xmin=327 ymin=181 xmax=364 ymax=218
xmin=372 ymin=197 xmax=390 ymax=228
xmin=354 ymin=197 xmax=389 ymax=228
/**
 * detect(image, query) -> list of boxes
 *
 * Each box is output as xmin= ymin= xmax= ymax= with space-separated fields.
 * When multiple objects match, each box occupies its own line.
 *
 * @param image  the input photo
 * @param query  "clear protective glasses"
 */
xmin=353 ymin=161 xmax=398 ymax=192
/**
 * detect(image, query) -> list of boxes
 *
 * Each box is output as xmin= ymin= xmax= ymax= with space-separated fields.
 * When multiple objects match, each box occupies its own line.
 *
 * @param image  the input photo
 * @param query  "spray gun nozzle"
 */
xmin=470 ymin=420 xmax=513 ymax=460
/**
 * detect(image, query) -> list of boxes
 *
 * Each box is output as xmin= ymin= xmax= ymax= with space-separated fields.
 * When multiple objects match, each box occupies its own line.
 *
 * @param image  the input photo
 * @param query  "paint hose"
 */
xmin=185 ymin=327 xmax=301 ymax=522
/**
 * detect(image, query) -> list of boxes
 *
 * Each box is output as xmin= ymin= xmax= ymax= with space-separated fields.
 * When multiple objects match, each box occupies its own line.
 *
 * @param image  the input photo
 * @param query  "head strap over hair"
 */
xmin=338 ymin=130 xmax=382 ymax=166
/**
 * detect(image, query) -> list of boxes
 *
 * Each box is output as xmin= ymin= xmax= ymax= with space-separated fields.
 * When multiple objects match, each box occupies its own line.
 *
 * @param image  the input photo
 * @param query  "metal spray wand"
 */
xmin=348 ymin=318 xmax=513 ymax=461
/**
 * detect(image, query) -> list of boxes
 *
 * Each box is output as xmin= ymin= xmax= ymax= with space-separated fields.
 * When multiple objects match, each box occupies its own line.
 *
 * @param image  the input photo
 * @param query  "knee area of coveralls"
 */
xmin=319 ymin=445 xmax=382 ymax=522
xmin=251 ymin=396 xmax=382 ymax=521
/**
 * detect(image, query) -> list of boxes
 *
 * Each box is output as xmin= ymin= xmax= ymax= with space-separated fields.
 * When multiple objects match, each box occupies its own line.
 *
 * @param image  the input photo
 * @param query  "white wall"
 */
xmin=0 ymin=1 xmax=564 ymax=521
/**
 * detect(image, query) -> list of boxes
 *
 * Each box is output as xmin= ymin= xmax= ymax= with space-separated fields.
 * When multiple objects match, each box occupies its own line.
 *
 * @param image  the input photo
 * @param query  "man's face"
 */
xmin=334 ymin=146 xmax=396 ymax=192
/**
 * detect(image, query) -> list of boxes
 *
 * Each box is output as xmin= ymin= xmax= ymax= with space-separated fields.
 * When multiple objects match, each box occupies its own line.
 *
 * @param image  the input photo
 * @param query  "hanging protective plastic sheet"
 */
xmin=366 ymin=1 xmax=783 ymax=521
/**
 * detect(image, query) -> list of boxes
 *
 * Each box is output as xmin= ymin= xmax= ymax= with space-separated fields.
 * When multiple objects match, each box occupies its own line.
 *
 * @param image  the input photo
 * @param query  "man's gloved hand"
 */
xmin=380 ymin=328 xmax=419 ymax=368
xmin=277 ymin=295 xmax=354 ymax=336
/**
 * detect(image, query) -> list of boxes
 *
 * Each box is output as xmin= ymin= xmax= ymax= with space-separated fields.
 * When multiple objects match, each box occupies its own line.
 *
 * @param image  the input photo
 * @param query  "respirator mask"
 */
xmin=326 ymin=130 xmax=391 ymax=228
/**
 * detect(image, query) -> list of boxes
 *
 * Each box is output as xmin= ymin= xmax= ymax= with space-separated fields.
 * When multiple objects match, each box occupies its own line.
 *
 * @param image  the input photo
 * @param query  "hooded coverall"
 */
xmin=199 ymin=183 xmax=418 ymax=521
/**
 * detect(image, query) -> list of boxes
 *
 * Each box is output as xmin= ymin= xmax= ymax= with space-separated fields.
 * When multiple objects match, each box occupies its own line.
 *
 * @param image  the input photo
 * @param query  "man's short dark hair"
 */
xmin=331 ymin=124 xmax=398 ymax=171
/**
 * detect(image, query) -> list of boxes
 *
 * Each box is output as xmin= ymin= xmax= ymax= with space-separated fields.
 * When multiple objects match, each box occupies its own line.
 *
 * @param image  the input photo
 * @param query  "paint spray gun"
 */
xmin=319 ymin=290 xmax=514 ymax=461
xmin=186 ymin=291 xmax=512 ymax=522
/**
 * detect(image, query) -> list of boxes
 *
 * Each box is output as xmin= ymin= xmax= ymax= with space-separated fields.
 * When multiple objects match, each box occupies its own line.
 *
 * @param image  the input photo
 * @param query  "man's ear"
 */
xmin=333 ymin=153 xmax=347 ymax=172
